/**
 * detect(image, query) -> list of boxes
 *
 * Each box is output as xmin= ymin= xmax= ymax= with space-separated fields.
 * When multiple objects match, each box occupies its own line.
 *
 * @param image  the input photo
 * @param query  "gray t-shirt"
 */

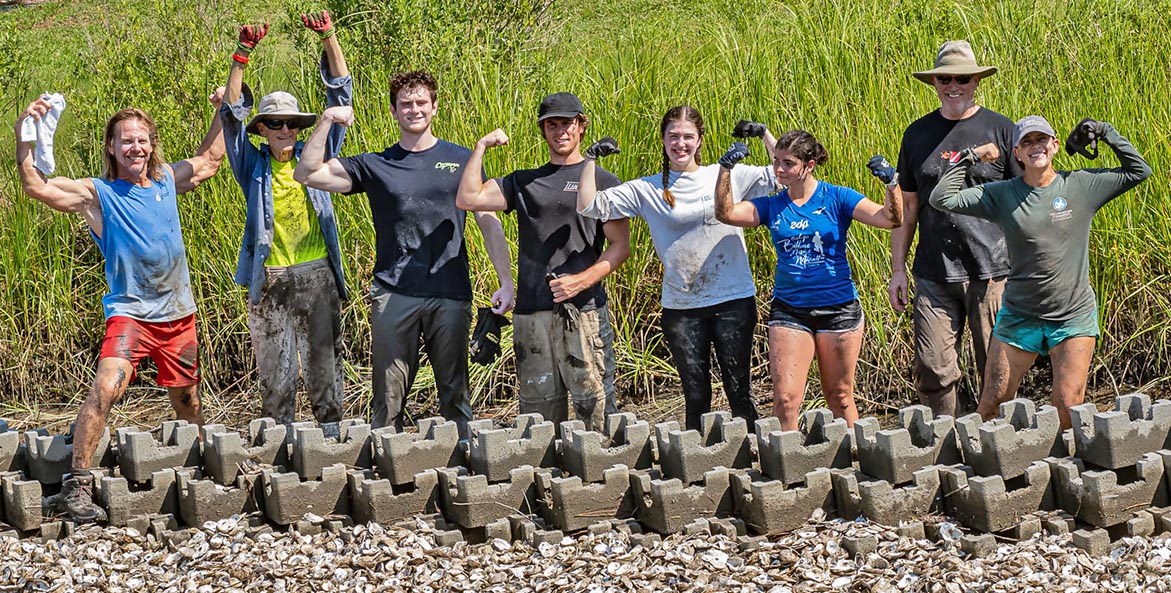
xmin=579 ymin=164 xmax=776 ymax=310
xmin=929 ymin=126 xmax=1151 ymax=321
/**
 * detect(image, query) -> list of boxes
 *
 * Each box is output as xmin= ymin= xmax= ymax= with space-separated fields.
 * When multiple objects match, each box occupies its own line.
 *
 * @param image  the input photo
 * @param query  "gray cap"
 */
xmin=245 ymin=91 xmax=318 ymax=135
xmin=1013 ymin=115 xmax=1057 ymax=147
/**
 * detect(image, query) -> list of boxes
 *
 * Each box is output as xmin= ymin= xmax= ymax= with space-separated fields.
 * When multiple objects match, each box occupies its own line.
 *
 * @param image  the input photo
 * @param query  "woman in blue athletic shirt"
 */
xmin=715 ymin=129 xmax=903 ymax=430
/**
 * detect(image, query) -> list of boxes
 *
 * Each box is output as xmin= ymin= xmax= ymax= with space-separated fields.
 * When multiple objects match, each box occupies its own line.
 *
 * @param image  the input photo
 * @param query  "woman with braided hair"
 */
xmin=576 ymin=105 xmax=778 ymax=430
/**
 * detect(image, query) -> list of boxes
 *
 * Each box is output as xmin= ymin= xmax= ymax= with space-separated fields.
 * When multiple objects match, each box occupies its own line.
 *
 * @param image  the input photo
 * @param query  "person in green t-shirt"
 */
xmin=929 ymin=115 xmax=1151 ymax=428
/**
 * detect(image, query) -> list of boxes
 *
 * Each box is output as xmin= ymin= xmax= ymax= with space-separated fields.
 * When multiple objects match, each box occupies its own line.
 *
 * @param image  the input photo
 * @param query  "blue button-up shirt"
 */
xmin=220 ymin=52 xmax=351 ymax=303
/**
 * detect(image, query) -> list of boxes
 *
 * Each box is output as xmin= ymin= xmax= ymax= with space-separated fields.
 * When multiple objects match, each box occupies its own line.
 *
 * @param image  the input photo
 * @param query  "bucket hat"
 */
xmin=912 ymin=40 xmax=998 ymax=85
xmin=245 ymin=90 xmax=318 ymax=135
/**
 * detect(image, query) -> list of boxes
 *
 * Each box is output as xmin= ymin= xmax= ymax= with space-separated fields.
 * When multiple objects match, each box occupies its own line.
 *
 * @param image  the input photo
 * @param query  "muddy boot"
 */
xmin=57 ymin=471 xmax=107 ymax=524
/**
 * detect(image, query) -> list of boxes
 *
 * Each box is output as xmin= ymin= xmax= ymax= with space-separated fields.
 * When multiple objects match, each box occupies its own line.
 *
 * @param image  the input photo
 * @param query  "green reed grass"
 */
xmin=0 ymin=0 xmax=1168 ymax=428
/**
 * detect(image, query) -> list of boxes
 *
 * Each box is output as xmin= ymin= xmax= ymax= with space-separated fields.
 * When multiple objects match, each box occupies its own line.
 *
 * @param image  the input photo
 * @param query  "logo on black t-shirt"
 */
xmin=563 ymin=181 xmax=579 ymax=192
xmin=435 ymin=162 xmax=461 ymax=173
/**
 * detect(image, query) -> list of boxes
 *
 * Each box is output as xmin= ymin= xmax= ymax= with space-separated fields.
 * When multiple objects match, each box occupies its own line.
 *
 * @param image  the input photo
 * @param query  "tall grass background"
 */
xmin=0 ymin=0 xmax=1167 ymax=429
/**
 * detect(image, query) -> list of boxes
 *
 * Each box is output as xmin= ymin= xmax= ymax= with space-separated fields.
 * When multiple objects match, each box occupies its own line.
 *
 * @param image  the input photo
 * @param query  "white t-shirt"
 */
xmin=579 ymin=164 xmax=777 ymax=309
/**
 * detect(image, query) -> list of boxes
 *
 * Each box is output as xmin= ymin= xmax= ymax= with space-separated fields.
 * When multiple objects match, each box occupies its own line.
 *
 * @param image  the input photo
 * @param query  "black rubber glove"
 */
xmin=719 ymin=142 xmax=751 ymax=169
xmin=867 ymin=155 xmax=897 ymax=185
xmin=1065 ymin=118 xmax=1108 ymax=159
xmin=584 ymin=136 xmax=620 ymax=159
xmin=732 ymin=119 xmax=766 ymax=139
xmin=469 ymin=307 xmax=510 ymax=365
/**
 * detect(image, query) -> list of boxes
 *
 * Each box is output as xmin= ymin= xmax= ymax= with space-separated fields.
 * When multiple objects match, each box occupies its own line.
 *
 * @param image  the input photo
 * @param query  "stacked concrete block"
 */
xmin=261 ymin=464 xmax=349 ymax=525
xmin=560 ymin=413 xmax=654 ymax=482
xmin=655 ymin=412 xmax=752 ymax=484
xmin=94 ymin=468 xmax=178 ymax=527
xmin=292 ymin=420 xmax=372 ymax=480
xmin=533 ymin=465 xmax=632 ymax=532
xmin=938 ymin=462 xmax=1052 ymax=533
xmin=832 ymin=466 xmax=941 ymax=525
xmin=731 ymin=468 xmax=833 ymax=535
xmin=467 ymin=415 xmax=556 ymax=482
xmin=1070 ymin=394 xmax=1171 ymax=470
xmin=371 ymin=418 xmax=461 ymax=486
xmin=854 ymin=406 xmax=960 ymax=485
xmin=436 ymin=465 xmax=536 ymax=529
xmin=630 ymin=467 xmax=735 ymax=534
xmin=0 ymin=421 xmax=28 ymax=473
xmin=348 ymin=468 xmax=440 ymax=525
xmin=26 ymin=426 xmax=110 ymax=485
xmin=756 ymin=410 xmax=850 ymax=485
xmin=174 ymin=468 xmax=259 ymax=526
xmin=0 ymin=471 xmax=41 ymax=531
xmin=116 ymin=421 xmax=200 ymax=482
xmin=201 ymin=420 xmax=288 ymax=485
xmin=956 ymin=399 xmax=1062 ymax=479
xmin=1047 ymin=452 xmax=1164 ymax=528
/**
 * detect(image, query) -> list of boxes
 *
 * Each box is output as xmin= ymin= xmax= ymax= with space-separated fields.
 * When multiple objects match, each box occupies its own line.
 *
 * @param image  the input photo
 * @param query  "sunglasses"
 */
xmin=260 ymin=119 xmax=299 ymax=130
xmin=934 ymin=75 xmax=973 ymax=85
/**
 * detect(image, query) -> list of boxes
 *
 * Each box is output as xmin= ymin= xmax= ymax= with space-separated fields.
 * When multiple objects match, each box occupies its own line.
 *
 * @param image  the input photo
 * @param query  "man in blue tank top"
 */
xmin=14 ymin=92 xmax=226 ymax=523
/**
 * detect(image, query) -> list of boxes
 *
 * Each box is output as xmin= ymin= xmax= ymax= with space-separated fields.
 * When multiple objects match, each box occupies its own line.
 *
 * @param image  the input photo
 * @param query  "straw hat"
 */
xmin=912 ymin=40 xmax=998 ymax=85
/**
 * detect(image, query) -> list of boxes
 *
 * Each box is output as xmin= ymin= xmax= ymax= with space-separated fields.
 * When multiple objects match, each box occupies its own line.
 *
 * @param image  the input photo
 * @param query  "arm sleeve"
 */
xmin=749 ymin=196 xmax=771 ymax=227
xmin=498 ymin=172 xmax=517 ymax=213
xmin=336 ymin=155 xmax=365 ymax=195
xmin=731 ymin=164 xmax=778 ymax=200
xmin=321 ymin=51 xmax=353 ymax=159
xmin=927 ymin=157 xmax=996 ymax=219
xmin=1081 ymin=125 xmax=1153 ymax=211
xmin=579 ymin=179 xmax=644 ymax=220
xmin=220 ymin=82 xmax=262 ymax=190
xmin=896 ymin=129 xmax=919 ymax=193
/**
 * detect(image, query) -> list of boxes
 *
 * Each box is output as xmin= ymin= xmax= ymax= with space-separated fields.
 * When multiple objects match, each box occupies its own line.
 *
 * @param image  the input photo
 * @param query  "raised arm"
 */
xmin=852 ymin=155 xmax=903 ymax=229
xmin=293 ymin=106 xmax=353 ymax=193
xmin=927 ymin=143 xmax=1000 ymax=216
xmin=220 ymin=25 xmax=263 ymax=189
xmin=1072 ymin=120 xmax=1152 ymax=209
xmin=172 ymin=88 xmax=226 ymax=195
xmin=303 ymin=11 xmax=348 ymax=78
xmin=305 ymin=10 xmax=352 ymax=158
xmin=473 ymin=211 xmax=515 ymax=313
xmin=456 ymin=129 xmax=509 ymax=211
xmin=733 ymin=119 xmax=777 ymax=162
xmin=713 ymin=143 xmax=761 ymax=227
xmin=549 ymin=215 xmax=632 ymax=303
xmin=14 ymin=99 xmax=99 ymax=224
xmin=577 ymin=136 xmax=619 ymax=215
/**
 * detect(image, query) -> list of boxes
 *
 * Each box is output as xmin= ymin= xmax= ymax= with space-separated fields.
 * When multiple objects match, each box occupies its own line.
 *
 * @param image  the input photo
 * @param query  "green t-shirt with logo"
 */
xmin=268 ymin=156 xmax=327 ymax=267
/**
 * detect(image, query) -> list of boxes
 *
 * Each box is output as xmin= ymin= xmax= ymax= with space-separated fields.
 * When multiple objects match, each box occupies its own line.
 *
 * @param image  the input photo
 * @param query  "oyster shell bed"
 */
xmin=3 ymin=515 xmax=1171 ymax=592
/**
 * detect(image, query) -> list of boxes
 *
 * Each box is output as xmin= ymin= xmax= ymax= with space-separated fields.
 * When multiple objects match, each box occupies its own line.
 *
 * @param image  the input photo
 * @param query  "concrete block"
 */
xmin=291 ymin=419 xmax=372 ymax=481
xmin=467 ymin=415 xmax=556 ymax=482
xmin=348 ymin=469 xmax=440 ymax=525
xmin=960 ymin=533 xmax=998 ymax=558
xmin=896 ymin=521 xmax=925 ymax=540
xmin=372 ymin=418 xmax=461 ymax=486
xmin=655 ymin=412 xmax=752 ymax=484
xmin=1108 ymin=510 xmax=1156 ymax=539
xmin=1047 ymin=452 xmax=1164 ymax=528
xmin=26 ymin=426 xmax=110 ymax=485
xmin=174 ymin=468 xmax=260 ymax=527
xmin=433 ymin=529 xmax=464 ymax=547
xmin=436 ymin=465 xmax=536 ymax=529
xmin=756 ymin=410 xmax=851 ymax=486
xmin=630 ymin=467 xmax=735 ymax=535
xmin=832 ymin=466 xmax=941 ymax=525
xmin=0 ymin=421 xmax=29 ymax=473
xmin=534 ymin=465 xmax=632 ymax=532
xmin=1070 ymin=394 xmax=1171 ymax=470
xmin=629 ymin=532 xmax=661 ymax=548
xmin=261 ymin=464 xmax=349 ymax=525
xmin=1072 ymin=528 xmax=1111 ymax=556
xmin=956 ymin=400 xmax=1062 ymax=479
xmin=560 ymin=413 xmax=654 ymax=483
xmin=116 ymin=421 xmax=200 ymax=483
xmin=710 ymin=517 xmax=746 ymax=537
xmin=995 ymin=515 xmax=1042 ymax=541
xmin=95 ymin=469 xmax=177 ymax=527
xmin=730 ymin=469 xmax=833 ymax=536
xmin=39 ymin=521 xmax=75 ymax=541
xmin=1 ymin=471 xmax=41 ymax=531
xmin=843 ymin=534 xmax=879 ymax=556
xmin=201 ymin=420 xmax=287 ymax=486
xmin=938 ymin=462 xmax=1051 ymax=533
xmin=854 ymin=406 xmax=960 ymax=485
xmin=483 ymin=517 xmax=512 ymax=542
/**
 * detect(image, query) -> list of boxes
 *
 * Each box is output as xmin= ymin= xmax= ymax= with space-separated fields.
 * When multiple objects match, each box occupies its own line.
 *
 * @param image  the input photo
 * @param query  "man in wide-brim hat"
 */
xmin=888 ymin=40 xmax=1021 ymax=420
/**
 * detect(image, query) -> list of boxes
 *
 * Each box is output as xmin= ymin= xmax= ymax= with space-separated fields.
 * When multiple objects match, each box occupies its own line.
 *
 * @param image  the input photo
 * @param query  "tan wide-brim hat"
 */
xmin=245 ymin=90 xmax=318 ymax=135
xmin=912 ymin=40 xmax=998 ymax=85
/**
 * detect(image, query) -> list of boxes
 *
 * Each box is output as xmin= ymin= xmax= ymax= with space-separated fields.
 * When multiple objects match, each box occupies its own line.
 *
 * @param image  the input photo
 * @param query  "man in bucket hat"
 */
xmin=888 ymin=40 xmax=1021 ymax=418
xmin=454 ymin=92 xmax=631 ymax=431
xmin=220 ymin=12 xmax=351 ymax=431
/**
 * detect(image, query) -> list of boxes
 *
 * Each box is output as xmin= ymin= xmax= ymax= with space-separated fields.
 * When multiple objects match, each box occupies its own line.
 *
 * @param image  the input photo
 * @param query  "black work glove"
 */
xmin=584 ymin=136 xmax=620 ymax=159
xmin=1065 ymin=118 xmax=1109 ymax=159
xmin=469 ymin=307 xmax=510 ymax=365
xmin=732 ymin=119 xmax=767 ymax=139
xmin=719 ymin=142 xmax=751 ymax=169
xmin=867 ymin=155 xmax=898 ymax=185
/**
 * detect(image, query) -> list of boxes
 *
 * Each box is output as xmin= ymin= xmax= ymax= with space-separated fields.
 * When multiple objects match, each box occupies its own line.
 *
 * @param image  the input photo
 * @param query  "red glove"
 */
xmin=301 ymin=10 xmax=334 ymax=38
xmin=237 ymin=23 xmax=269 ymax=54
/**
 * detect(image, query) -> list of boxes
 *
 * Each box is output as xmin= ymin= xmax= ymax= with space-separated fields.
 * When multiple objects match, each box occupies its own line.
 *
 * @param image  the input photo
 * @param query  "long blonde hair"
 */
xmin=101 ymin=109 xmax=165 ymax=182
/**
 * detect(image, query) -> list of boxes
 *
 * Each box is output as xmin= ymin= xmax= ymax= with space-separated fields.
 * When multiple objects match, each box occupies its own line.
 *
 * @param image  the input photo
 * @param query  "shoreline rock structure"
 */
xmin=6 ymin=398 xmax=1171 ymax=555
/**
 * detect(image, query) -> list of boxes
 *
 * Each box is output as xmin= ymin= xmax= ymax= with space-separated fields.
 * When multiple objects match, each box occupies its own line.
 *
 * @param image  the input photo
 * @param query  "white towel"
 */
xmin=19 ymin=92 xmax=66 ymax=176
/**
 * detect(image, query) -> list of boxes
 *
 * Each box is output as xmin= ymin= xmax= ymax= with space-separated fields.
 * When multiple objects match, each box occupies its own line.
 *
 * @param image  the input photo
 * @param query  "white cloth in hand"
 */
xmin=20 ymin=92 xmax=66 ymax=175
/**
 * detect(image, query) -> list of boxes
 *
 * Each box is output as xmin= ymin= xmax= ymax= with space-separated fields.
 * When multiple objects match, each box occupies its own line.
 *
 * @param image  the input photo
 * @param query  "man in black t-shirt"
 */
xmin=889 ymin=41 xmax=1020 ymax=418
xmin=295 ymin=71 xmax=514 ymax=437
xmin=456 ymin=92 xmax=629 ymax=431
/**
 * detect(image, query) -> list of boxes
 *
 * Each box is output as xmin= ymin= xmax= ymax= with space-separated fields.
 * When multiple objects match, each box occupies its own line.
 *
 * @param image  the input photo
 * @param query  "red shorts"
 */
xmin=99 ymin=314 xmax=200 ymax=387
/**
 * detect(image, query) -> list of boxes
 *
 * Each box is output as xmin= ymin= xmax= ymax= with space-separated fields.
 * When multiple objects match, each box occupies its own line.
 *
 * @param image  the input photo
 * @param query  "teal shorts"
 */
xmin=992 ymin=308 xmax=1099 ymax=356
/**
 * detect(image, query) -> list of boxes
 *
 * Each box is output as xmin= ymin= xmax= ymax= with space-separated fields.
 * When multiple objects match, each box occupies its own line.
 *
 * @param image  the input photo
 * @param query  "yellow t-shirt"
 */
xmin=267 ymin=156 xmax=327 ymax=266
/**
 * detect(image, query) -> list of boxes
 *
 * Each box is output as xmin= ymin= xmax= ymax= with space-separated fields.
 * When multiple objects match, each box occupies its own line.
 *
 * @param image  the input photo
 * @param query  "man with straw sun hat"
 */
xmin=888 ymin=40 xmax=1021 ymax=419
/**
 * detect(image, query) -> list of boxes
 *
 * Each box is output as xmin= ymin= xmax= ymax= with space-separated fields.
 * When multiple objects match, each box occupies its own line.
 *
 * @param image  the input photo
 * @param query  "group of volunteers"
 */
xmin=13 ymin=15 xmax=1149 ymax=525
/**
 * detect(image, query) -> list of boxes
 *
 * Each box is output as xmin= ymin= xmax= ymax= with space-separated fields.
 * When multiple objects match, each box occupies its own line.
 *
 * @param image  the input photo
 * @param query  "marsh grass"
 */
xmin=0 ymin=0 xmax=1168 ymax=430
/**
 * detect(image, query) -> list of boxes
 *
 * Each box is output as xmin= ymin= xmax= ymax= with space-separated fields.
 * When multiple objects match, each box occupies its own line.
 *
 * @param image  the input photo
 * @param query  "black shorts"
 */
xmin=767 ymin=298 xmax=864 ymax=334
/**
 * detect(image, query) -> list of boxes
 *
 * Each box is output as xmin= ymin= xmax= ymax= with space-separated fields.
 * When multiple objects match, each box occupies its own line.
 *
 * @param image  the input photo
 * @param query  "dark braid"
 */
xmin=658 ymin=105 xmax=705 ymax=209
xmin=661 ymin=152 xmax=675 ymax=208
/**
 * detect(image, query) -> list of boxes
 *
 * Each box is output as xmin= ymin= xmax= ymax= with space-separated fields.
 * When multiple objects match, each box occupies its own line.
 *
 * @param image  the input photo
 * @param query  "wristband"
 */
xmin=236 ymin=42 xmax=254 ymax=55
xmin=231 ymin=52 xmax=249 ymax=65
xmin=886 ymin=172 xmax=899 ymax=188
xmin=318 ymin=28 xmax=335 ymax=39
